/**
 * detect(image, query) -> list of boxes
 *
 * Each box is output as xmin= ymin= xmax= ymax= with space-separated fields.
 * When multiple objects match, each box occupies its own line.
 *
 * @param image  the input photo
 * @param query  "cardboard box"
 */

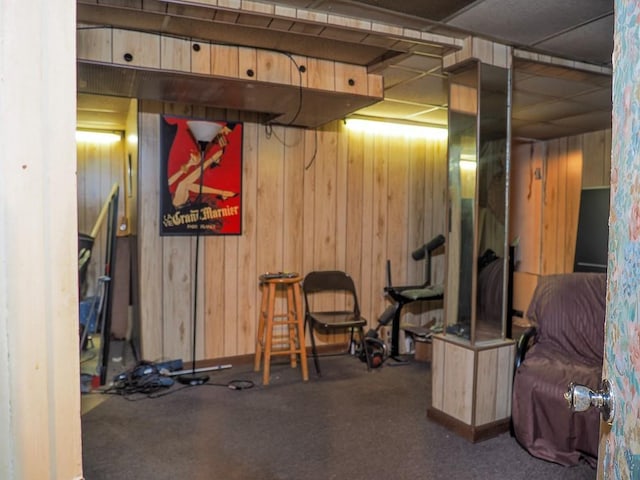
xmin=414 ymin=339 xmax=432 ymax=362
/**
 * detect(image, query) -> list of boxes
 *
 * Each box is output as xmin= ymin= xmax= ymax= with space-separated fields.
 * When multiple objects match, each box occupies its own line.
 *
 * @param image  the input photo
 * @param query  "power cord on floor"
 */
xmin=99 ymin=361 xmax=255 ymax=401
xmin=104 ymin=379 xmax=255 ymax=401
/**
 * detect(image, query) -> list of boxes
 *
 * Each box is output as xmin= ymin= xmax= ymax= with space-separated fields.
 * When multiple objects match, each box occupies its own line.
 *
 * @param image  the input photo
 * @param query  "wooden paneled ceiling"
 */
xmin=76 ymin=0 xmax=613 ymax=140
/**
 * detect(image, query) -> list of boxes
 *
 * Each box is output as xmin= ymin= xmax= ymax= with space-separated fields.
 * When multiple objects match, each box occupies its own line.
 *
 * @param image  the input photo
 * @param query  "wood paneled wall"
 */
xmin=510 ymin=129 xmax=611 ymax=315
xmin=76 ymin=110 xmax=610 ymax=360
xmin=136 ymin=101 xmax=447 ymax=362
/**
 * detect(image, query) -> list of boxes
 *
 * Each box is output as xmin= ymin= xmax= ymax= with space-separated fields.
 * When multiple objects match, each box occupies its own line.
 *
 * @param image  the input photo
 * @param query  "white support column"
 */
xmin=0 ymin=1 xmax=83 ymax=479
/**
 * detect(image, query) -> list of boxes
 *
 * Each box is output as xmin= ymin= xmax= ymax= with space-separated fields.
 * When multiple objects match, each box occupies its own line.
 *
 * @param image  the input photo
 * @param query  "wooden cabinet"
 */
xmin=429 ymin=335 xmax=515 ymax=441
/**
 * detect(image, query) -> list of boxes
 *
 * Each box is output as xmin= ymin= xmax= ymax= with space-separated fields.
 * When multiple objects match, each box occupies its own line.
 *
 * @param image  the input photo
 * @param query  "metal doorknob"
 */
xmin=564 ymin=379 xmax=614 ymax=425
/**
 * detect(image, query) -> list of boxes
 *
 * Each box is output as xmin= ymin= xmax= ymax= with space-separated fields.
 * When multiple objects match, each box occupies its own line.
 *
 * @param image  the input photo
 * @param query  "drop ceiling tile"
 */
xmin=356 ymin=99 xmax=435 ymax=119
xmin=515 ymin=61 xmax=609 ymax=83
xmin=446 ymin=0 xmax=612 ymax=47
xmin=512 ymin=90 xmax=556 ymax=109
xmin=535 ymin=15 xmax=614 ymax=66
xmin=571 ymin=88 xmax=612 ymax=108
xmin=514 ymin=75 xmax=599 ymax=99
xmin=307 ymin=0 xmax=439 ymax=29
xmin=551 ymin=110 xmax=612 ymax=130
xmin=512 ymin=122 xmax=578 ymax=140
xmin=513 ymin=99 xmax=599 ymax=123
xmin=351 ymin=0 xmax=477 ymax=21
xmin=407 ymin=107 xmax=448 ymax=126
xmin=383 ymin=67 xmax=425 ymax=89
xmin=393 ymin=53 xmax=442 ymax=72
xmin=385 ymin=74 xmax=448 ymax=106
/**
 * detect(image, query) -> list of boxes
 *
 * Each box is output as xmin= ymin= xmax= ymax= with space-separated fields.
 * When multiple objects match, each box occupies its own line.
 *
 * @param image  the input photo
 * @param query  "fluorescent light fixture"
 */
xmin=345 ymin=118 xmax=447 ymax=140
xmin=459 ymin=160 xmax=477 ymax=171
xmin=76 ymin=130 xmax=122 ymax=144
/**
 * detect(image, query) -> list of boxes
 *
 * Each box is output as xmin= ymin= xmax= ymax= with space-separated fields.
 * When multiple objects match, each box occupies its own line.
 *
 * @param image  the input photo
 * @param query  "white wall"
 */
xmin=0 ymin=1 xmax=83 ymax=478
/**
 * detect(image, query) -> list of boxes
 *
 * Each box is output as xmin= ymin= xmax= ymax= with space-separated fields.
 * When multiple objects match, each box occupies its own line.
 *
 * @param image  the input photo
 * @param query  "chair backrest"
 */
xmin=526 ymin=272 xmax=606 ymax=365
xmin=302 ymin=270 xmax=360 ymax=315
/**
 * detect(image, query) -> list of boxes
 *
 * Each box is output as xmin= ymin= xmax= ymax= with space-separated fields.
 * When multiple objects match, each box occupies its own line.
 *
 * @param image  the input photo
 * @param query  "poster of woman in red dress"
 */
xmin=160 ymin=115 xmax=243 ymax=235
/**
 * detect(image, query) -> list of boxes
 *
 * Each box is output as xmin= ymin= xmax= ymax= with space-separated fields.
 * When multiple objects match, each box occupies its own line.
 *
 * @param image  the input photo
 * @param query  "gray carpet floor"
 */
xmin=81 ymin=354 xmax=596 ymax=480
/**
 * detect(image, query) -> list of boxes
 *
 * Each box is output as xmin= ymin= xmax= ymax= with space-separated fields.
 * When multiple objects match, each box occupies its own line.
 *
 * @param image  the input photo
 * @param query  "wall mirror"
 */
xmin=445 ymin=61 xmax=510 ymax=344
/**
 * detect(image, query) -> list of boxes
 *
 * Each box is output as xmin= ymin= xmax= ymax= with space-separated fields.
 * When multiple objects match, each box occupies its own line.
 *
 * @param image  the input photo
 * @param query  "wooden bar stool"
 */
xmin=254 ymin=273 xmax=309 ymax=385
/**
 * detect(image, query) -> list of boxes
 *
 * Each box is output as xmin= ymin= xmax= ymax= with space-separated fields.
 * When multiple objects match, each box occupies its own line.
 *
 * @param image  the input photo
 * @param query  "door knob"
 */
xmin=564 ymin=379 xmax=614 ymax=425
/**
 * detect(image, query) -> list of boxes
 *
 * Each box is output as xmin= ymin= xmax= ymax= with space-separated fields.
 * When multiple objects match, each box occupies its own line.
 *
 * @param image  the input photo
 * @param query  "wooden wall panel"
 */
xmin=137 ymin=105 xmax=164 ymax=361
xmin=510 ymin=129 xmax=610 ymax=319
xmin=345 ymin=129 xmax=365 ymax=311
xmin=387 ymin=137 xmax=410 ymax=288
xmin=235 ymin=117 xmax=259 ymax=355
xmin=582 ymin=129 xmax=612 ymax=187
xmin=564 ymin=136 xmax=583 ymax=272
xmin=510 ymin=141 xmax=543 ymax=274
xmin=358 ymin=132 xmax=375 ymax=331
xmin=371 ymin=134 xmax=389 ymax=323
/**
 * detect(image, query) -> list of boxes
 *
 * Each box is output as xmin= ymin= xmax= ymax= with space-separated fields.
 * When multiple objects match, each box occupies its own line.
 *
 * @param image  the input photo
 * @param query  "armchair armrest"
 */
xmin=514 ymin=326 xmax=537 ymax=371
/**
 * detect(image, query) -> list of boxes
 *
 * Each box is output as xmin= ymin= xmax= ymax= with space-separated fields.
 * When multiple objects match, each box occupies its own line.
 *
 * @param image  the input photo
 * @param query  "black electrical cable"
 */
xmin=103 ymin=378 xmax=255 ymax=401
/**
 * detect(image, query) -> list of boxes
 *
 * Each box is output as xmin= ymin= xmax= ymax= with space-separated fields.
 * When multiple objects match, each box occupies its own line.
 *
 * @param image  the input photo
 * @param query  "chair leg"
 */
xmin=306 ymin=318 xmax=321 ymax=376
xmin=359 ymin=326 xmax=372 ymax=371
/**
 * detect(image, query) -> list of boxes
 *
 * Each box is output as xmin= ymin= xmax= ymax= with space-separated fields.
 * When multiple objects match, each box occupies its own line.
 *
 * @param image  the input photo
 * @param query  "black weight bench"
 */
xmin=383 ymin=234 xmax=445 ymax=362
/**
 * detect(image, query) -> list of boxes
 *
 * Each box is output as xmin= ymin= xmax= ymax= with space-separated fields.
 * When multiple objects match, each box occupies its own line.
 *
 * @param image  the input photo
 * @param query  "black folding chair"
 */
xmin=302 ymin=270 xmax=372 ymax=376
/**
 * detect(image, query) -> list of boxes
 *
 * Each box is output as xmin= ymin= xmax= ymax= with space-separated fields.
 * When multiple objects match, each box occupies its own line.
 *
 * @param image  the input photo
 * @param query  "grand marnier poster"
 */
xmin=160 ymin=115 xmax=243 ymax=235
